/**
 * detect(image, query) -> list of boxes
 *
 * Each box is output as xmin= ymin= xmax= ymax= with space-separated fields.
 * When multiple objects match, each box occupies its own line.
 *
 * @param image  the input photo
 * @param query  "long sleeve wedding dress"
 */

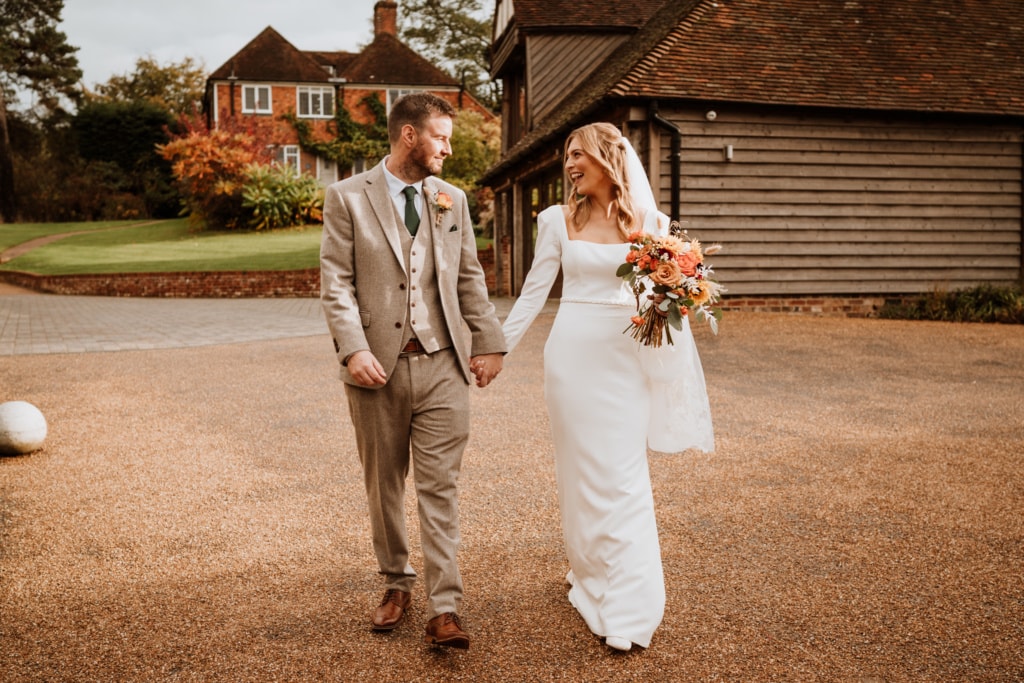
xmin=502 ymin=205 xmax=714 ymax=648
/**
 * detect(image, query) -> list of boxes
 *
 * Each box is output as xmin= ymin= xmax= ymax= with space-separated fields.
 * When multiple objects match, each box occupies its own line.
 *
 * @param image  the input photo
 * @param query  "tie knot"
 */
xmin=403 ymin=185 xmax=417 ymax=200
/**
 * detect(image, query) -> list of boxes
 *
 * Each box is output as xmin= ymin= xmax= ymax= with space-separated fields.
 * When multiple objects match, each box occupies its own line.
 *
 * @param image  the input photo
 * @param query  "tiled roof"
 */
xmin=208 ymin=27 xmax=458 ymax=88
xmin=613 ymin=0 xmax=1024 ymax=115
xmin=506 ymin=0 xmax=667 ymax=30
xmin=305 ymin=51 xmax=359 ymax=78
xmin=484 ymin=0 xmax=1023 ymax=181
xmin=208 ymin=27 xmax=330 ymax=83
xmin=340 ymin=33 xmax=458 ymax=87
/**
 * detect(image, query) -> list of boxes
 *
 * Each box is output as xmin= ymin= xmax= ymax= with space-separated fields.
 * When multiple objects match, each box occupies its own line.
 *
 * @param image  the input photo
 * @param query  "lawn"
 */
xmin=1 ymin=219 xmax=323 ymax=274
xmin=0 ymin=220 xmax=147 ymax=251
xmin=1 ymin=219 xmax=494 ymax=275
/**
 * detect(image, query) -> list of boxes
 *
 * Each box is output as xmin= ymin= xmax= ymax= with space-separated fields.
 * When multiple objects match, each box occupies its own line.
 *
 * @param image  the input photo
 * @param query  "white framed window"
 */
xmin=297 ymin=86 xmax=335 ymax=118
xmin=386 ymin=88 xmax=423 ymax=112
xmin=242 ymin=85 xmax=272 ymax=114
xmin=273 ymin=145 xmax=300 ymax=169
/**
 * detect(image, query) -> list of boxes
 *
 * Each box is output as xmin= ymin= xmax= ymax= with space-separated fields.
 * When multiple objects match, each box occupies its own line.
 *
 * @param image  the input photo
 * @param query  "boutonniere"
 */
xmin=433 ymin=191 xmax=453 ymax=227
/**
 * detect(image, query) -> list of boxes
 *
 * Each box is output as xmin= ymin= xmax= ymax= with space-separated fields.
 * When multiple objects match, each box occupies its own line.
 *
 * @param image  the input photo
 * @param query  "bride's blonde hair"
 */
xmin=565 ymin=122 xmax=638 ymax=239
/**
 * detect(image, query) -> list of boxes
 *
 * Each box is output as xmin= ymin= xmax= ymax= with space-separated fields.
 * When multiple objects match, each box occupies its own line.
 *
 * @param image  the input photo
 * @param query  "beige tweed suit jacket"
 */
xmin=320 ymin=162 xmax=506 ymax=385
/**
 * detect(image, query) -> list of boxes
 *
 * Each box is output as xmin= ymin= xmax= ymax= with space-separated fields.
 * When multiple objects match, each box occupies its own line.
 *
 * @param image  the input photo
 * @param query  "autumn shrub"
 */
xmin=240 ymin=164 xmax=324 ymax=231
xmin=157 ymin=114 xmax=277 ymax=229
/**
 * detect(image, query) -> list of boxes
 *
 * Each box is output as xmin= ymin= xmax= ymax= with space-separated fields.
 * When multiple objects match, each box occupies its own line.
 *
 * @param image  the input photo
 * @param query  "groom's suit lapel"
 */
xmin=364 ymin=165 xmax=406 ymax=272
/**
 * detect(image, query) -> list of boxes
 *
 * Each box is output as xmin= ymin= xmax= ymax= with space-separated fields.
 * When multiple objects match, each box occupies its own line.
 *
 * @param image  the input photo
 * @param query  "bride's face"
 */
xmin=565 ymin=139 xmax=609 ymax=198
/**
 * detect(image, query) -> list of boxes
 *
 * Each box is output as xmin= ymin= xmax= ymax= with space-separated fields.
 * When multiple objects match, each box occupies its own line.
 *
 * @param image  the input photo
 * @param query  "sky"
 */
xmin=60 ymin=0 xmax=379 ymax=90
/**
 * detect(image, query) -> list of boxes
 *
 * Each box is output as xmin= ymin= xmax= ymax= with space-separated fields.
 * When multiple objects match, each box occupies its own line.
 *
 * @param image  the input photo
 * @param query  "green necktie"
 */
xmin=402 ymin=185 xmax=419 ymax=236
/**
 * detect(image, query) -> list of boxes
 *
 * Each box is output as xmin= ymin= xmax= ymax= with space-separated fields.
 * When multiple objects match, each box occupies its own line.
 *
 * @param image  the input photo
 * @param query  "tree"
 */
xmin=400 ymin=0 xmax=498 ymax=111
xmin=73 ymin=100 xmax=179 ymax=217
xmin=88 ymin=56 xmax=207 ymax=118
xmin=444 ymin=109 xmax=500 ymax=191
xmin=0 ymin=0 xmax=82 ymax=222
xmin=442 ymin=109 xmax=501 ymax=231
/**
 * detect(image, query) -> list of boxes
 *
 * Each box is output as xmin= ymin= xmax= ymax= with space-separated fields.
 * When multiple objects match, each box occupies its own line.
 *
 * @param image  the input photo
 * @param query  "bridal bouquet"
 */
xmin=616 ymin=222 xmax=724 ymax=346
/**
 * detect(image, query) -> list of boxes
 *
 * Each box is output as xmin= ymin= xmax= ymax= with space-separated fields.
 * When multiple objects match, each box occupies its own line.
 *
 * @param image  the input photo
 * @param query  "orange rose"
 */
xmin=435 ymin=191 xmax=453 ymax=212
xmin=630 ymin=315 xmax=644 ymax=326
xmin=626 ymin=250 xmax=639 ymax=263
xmin=677 ymin=250 xmax=702 ymax=277
xmin=649 ymin=260 xmax=682 ymax=287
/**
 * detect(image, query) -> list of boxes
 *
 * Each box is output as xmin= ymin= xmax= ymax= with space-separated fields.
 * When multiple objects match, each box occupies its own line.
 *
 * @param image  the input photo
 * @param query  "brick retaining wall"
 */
xmin=1 ymin=243 xmax=514 ymax=299
xmin=720 ymin=295 xmax=896 ymax=317
xmin=0 ymin=269 xmax=321 ymax=298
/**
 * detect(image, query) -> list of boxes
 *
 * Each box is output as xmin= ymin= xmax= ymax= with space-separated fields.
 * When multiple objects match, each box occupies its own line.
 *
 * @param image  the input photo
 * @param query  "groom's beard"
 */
xmin=410 ymin=142 xmax=445 ymax=177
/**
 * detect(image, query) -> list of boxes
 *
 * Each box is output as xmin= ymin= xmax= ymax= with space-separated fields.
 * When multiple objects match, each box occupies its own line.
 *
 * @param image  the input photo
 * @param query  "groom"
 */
xmin=320 ymin=92 xmax=505 ymax=649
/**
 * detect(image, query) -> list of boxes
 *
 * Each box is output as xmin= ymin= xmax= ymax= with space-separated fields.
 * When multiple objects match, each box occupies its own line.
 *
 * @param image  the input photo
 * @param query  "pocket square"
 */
xmin=449 ymin=225 xmax=459 ymax=232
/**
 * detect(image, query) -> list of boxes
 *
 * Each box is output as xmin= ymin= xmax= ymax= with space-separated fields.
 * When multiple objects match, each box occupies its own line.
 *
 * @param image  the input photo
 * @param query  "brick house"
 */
xmin=204 ymin=0 xmax=493 ymax=185
xmin=483 ymin=0 xmax=1023 ymax=310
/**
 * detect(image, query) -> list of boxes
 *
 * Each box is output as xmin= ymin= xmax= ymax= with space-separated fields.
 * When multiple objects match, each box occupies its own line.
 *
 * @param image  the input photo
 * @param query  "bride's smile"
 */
xmin=565 ymin=141 xmax=608 ymax=198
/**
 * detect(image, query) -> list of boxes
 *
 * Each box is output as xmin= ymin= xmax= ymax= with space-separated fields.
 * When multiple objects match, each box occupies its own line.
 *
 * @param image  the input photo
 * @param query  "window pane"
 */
xmin=284 ymin=145 xmax=300 ymax=168
xmin=324 ymin=91 xmax=334 ymax=116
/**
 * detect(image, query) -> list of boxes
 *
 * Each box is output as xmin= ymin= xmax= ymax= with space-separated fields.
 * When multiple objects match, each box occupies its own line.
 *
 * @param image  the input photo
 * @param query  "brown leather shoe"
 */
xmin=371 ymin=589 xmax=412 ymax=631
xmin=424 ymin=612 xmax=470 ymax=649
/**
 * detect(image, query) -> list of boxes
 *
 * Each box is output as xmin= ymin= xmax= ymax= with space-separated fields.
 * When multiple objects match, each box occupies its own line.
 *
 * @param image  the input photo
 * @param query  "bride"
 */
xmin=501 ymin=122 xmax=714 ymax=652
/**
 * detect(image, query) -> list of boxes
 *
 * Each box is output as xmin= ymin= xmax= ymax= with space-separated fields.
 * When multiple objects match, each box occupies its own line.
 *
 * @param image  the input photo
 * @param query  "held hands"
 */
xmin=470 ymin=353 xmax=503 ymax=388
xmin=347 ymin=350 xmax=388 ymax=387
xmin=347 ymin=349 xmax=502 ymax=388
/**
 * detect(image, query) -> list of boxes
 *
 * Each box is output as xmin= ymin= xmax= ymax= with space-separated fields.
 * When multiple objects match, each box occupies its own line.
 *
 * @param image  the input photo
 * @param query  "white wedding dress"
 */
xmin=502 ymin=205 xmax=714 ymax=649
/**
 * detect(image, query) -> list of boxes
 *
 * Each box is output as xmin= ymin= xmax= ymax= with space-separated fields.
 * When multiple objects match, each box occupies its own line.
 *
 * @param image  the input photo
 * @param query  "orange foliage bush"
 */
xmin=158 ymin=114 xmax=277 ymax=229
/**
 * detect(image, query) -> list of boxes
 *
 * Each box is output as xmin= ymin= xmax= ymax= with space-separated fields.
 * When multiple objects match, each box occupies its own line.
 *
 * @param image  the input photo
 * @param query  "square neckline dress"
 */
xmin=502 ymin=205 xmax=714 ymax=648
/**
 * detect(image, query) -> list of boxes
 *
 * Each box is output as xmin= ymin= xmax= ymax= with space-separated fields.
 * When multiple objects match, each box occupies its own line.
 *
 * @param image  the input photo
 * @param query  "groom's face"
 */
xmin=408 ymin=114 xmax=453 ymax=177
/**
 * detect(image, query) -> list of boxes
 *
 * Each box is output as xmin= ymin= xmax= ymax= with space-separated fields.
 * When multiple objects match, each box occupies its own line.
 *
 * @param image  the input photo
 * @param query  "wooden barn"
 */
xmin=482 ymin=0 xmax=1024 ymax=312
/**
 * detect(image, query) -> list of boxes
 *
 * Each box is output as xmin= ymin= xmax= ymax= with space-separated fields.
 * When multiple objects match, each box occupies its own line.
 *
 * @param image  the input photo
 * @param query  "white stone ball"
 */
xmin=0 ymin=401 xmax=48 ymax=455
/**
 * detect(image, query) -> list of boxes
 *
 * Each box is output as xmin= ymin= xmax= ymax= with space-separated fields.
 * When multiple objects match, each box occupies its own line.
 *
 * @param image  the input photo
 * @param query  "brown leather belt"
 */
xmin=402 ymin=338 xmax=425 ymax=354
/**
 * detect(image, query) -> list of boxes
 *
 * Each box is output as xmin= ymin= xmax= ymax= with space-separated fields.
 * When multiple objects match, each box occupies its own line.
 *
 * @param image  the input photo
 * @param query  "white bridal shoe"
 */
xmin=605 ymin=636 xmax=632 ymax=652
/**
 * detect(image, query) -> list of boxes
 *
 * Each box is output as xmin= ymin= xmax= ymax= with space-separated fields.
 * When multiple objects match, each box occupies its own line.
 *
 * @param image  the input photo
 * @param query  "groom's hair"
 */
xmin=388 ymin=92 xmax=456 ymax=143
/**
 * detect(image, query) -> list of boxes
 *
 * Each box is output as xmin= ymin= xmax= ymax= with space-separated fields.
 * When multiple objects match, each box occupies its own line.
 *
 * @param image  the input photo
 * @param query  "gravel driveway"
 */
xmin=1 ymin=308 xmax=1022 ymax=681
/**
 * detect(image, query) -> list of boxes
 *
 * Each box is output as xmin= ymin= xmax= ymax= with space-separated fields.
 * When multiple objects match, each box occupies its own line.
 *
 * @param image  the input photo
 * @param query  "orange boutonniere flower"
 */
xmin=433 ymin=191 xmax=453 ymax=227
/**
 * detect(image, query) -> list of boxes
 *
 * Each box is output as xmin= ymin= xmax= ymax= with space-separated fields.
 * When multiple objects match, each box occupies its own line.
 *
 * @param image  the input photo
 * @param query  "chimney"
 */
xmin=374 ymin=1 xmax=398 ymax=37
